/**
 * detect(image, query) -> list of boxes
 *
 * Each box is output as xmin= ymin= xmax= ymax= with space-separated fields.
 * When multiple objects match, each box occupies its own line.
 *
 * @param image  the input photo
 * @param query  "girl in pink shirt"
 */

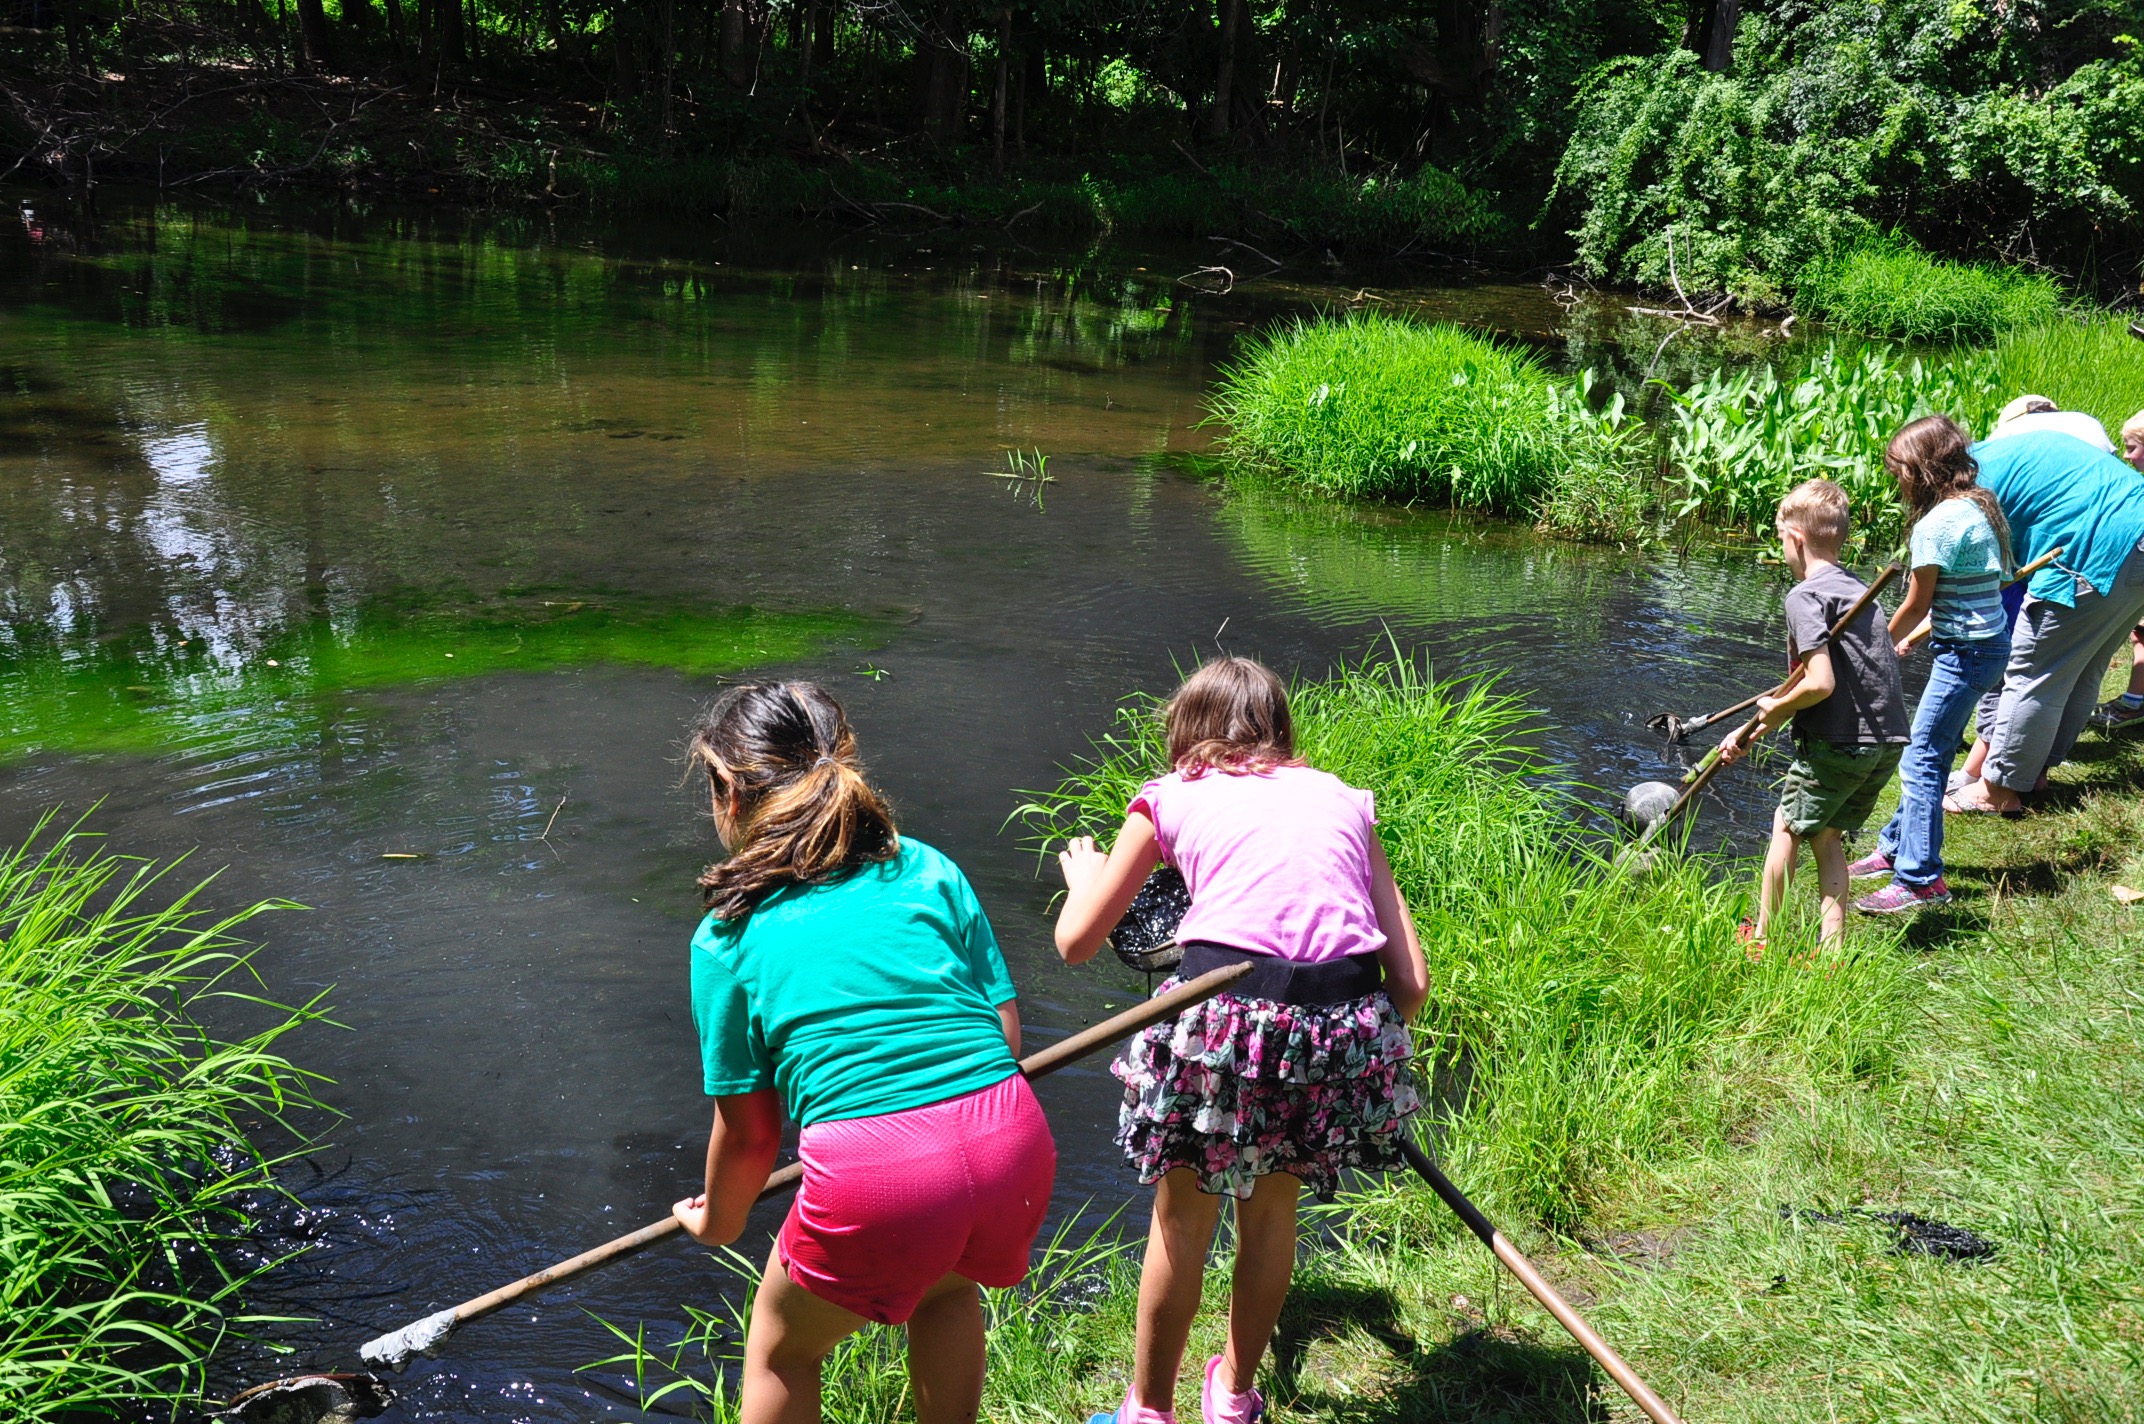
xmin=1055 ymin=657 xmax=1428 ymax=1424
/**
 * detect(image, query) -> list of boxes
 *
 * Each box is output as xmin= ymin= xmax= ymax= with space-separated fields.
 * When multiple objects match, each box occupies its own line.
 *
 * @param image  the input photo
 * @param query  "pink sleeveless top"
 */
xmin=1127 ymin=764 xmax=1385 ymax=965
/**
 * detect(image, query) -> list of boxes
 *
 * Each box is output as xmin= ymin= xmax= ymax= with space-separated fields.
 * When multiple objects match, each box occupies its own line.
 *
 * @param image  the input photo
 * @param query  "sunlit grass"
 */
xmin=1990 ymin=313 xmax=2144 ymax=439
xmin=1797 ymin=235 xmax=2065 ymax=343
xmin=0 ymin=817 xmax=323 ymax=1416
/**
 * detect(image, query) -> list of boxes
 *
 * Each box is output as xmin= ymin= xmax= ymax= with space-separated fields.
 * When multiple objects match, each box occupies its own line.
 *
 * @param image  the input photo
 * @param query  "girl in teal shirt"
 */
xmin=672 ymin=681 xmax=1055 ymax=1424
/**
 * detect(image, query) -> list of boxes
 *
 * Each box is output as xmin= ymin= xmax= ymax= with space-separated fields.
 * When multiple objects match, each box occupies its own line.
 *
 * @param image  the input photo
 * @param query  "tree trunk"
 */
xmin=991 ymin=8 xmax=1010 ymax=173
xmin=382 ymin=0 xmax=405 ymax=61
xmin=1206 ymin=0 xmax=1240 ymax=140
xmin=719 ymin=0 xmax=747 ymax=87
xmin=343 ymin=0 xmax=376 ymax=37
xmin=812 ymin=0 xmax=834 ymax=69
xmin=909 ymin=4 xmax=966 ymax=140
xmin=294 ymin=0 xmax=334 ymax=70
xmin=1700 ymin=0 xmax=1740 ymax=70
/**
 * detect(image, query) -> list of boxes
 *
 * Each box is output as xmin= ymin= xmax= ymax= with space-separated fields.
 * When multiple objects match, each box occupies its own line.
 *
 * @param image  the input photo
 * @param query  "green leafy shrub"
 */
xmin=0 ymin=820 xmax=321 ymax=1414
xmin=1210 ymin=315 xmax=1568 ymax=511
xmin=1550 ymin=3 xmax=2144 ymax=298
xmin=1797 ymin=235 xmax=2063 ymax=343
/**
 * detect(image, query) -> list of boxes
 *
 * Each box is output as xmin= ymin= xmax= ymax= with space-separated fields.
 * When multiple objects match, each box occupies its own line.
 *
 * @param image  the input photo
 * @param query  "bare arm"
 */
xmin=672 ymin=1089 xmax=782 ymax=1246
xmin=1720 ymin=648 xmax=1836 ymax=764
xmin=1052 ymin=812 xmax=1163 ymax=965
xmin=1887 ymin=566 xmax=1938 ymax=648
xmin=998 ymin=999 xmax=1021 ymax=1057
xmin=1366 ymin=836 xmax=1428 ymax=1022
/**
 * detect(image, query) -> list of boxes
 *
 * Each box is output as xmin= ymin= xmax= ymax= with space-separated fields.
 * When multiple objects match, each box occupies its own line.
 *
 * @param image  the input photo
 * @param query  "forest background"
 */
xmin=8 ymin=0 xmax=2144 ymax=306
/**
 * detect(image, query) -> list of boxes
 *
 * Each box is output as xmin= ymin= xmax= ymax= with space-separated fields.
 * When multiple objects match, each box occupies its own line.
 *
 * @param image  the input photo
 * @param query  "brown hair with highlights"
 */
xmin=686 ymin=682 xmax=898 ymax=920
xmin=1164 ymin=656 xmax=1303 ymax=778
xmin=1885 ymin=414 xmax=2014 ymax=572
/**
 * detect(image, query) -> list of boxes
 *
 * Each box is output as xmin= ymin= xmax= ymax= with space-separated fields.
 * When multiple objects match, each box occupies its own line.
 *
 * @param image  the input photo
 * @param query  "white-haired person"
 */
xmin=1947 ymin=398 xmax=2144 ymax=815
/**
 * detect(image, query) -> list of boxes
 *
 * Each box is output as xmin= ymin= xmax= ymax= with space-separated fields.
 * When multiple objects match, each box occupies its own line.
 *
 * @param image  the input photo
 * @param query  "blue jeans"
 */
xmin=1877 ymin=637 xmax=2011 ymax=887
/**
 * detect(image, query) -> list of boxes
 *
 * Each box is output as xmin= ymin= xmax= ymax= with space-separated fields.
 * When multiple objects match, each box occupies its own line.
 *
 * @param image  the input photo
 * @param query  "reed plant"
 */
xmin=0 ymin=818 xmax=322 ymax=1416
xmin=1796 ymin=236 xmax=2065 ymax=344
xmin=1019 ymin=651 xmax=1908 ymax=1227
xmin=1209 ymin=316 xmax=1570 ymax=512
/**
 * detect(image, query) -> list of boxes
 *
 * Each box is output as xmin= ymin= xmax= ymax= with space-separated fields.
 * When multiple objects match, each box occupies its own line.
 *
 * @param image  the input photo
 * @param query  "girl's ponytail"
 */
xmin=687 ymin=682 xmax=898 ymax=921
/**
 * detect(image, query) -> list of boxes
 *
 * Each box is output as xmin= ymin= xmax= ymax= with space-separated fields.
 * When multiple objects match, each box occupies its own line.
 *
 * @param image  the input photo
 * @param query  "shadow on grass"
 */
xmin=1269 ymin=1277 xmax=1607 ymax=1422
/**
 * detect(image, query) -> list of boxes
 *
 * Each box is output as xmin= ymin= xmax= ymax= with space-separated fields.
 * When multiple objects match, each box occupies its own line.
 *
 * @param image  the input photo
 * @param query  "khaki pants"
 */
xmin=1986 ymin=540 xmax=2144 ymax=791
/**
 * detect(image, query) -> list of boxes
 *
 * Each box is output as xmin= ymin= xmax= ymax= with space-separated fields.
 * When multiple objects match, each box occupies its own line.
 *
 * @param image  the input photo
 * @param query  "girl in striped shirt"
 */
xmin=1850 ymin=415 xmax=2014 ymax=913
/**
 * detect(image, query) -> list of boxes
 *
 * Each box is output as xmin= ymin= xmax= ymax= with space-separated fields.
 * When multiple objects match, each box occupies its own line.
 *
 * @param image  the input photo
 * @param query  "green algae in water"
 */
xmin=0 ymin=597 xmax=875 ymax=764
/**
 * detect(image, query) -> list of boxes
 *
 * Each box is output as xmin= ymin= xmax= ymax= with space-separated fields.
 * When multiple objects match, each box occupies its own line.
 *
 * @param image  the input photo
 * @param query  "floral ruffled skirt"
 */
xmin=1111 ymin=977 xmax=1420 ymax=1200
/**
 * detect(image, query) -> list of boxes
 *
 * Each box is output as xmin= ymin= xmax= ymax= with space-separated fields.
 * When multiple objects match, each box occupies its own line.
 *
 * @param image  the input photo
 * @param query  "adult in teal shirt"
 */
xmin=1951 ymin=427 xmax=2144 ymax=813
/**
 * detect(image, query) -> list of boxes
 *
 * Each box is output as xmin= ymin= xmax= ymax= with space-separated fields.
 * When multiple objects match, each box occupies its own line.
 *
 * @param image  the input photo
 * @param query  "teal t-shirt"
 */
xmin=1972 ymin=431 xmax=2144 ymax=608
xmin=689 ymin=838 xmax=1019 ymax=1127
xmin=1909 ymin=498 xmax=2006 ymax=642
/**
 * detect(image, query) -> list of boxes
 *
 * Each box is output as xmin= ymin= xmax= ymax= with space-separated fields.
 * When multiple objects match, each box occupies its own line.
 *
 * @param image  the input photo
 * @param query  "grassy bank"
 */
xmin=1795 ymin=236 xmax=2067 ymax=344
xmin=600 ymin=651 xmax=2139 ymax=1419
xmin=0 ymin=820 xmax=321 ymax=1415
xmin=1213 ymin=309 xmax=2144 ymax=550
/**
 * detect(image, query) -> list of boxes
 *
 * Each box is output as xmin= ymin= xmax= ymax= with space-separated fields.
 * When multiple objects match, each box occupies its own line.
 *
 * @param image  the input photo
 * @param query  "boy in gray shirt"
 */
xmin=1721 ymin=478 xmax=1909 ymax=949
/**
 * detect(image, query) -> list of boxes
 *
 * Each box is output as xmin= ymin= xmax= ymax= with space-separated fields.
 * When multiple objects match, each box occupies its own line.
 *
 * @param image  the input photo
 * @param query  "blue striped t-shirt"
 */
xmin=1909 ymin=498 xmax=2006 ymax=641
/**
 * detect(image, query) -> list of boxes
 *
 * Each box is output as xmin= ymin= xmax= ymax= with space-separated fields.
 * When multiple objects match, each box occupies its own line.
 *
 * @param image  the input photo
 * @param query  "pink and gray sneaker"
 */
xmin=1088 ymin=1389 xmax=1174 ymax=1424
xmin=1202 ymin=1355 xmax=1265 ymax=1424
xmin=1855 ymin=878 xmax=1951 ymax=915
xmin=1846 ymin=850 xmax=1894 ymax=881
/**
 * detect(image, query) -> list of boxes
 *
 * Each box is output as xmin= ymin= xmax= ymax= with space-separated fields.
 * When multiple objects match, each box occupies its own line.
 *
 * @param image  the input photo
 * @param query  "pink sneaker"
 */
xmin=1089 ymin=1388 xmax=1174 ymax=1424
xmin=1846 ymin=850 xmax=1893 ymax=881
xmin=1202 ymin=1355 xmax=1265 ymax=1424
xmin=1855 ymin=878 xmax=1951 ymax=916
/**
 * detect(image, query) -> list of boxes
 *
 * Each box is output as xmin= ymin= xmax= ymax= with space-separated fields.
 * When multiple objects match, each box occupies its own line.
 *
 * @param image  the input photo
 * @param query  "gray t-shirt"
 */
xmin=1782 ymin=563 xmax=1910 ymax=746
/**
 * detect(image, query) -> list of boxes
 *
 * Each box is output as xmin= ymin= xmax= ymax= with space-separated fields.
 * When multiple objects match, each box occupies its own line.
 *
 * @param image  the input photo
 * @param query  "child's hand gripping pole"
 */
xmin=1896 ymin=546 xmax=2063 ymax=655
xmin=357 ymin=961 xmax=1257 ymax=1371
xmin=1629 ymin=562 xmax=1904 ymax=858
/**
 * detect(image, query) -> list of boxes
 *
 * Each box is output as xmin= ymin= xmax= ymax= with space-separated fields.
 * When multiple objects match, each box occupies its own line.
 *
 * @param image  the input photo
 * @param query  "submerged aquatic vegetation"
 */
xmin=0 ymin=818 xmax=321 ymax=1416
xmin=0 ymin=596 xmax=873 ymax=766
xmin=1210 ymin=315 xmax=1570 ymax=513
xmin=1795 ymin=235 xmax=2065 ymax=343
xmin=1022 ymin=652 xmax=1907 ymax=1226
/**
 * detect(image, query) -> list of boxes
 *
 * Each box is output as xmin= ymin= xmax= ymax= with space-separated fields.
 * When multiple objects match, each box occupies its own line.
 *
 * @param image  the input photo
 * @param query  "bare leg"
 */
xmin=1810 ymin=827 xmax=1848 ymax=946
xmin=1754 ymin=808 xmax=1800 ymax=939
xmin=1221 ymin=1172 xmax=1300 ymax=1393
xmin=1132 ymin=1169 xmax=1225 ymax=1413
xmin=1961 ymin=736 xmax=1989 ymax=781
xmin=907 ymin=1272 xmax=987 ymax=1424
xmin=2129 ymin=629 xmax=2144 ymax=696
xmin=741 ymin=1243 xmax=870 ymax=1424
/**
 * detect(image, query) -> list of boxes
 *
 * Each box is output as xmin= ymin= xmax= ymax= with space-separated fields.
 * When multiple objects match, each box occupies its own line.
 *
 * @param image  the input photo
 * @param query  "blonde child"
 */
xmin=1053 ymin=657 xmax=1428 ymax=1424
xmin=1720 ymin=479 xmax=1909 ymax=947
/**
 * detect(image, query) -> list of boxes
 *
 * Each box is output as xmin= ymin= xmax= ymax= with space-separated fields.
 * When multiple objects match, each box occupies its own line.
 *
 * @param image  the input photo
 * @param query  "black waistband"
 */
xmin=1177 ymin=942 xmax=1384 ymax=1006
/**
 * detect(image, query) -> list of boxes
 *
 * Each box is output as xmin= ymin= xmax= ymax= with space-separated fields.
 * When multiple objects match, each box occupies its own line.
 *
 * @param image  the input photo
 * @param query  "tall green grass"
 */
xmin=1796 ymin=236 xmax=2065 ymax=343
xmin=1990 ymin=314 xmax=2144 ymax=438
xmin=0 ymin=819 xmax=321 ymax=1415
xmin=1210 ymin=315 xmax=1574 ymax=513
xmin=1019 ymin=652 xmax=1909 ymax=1226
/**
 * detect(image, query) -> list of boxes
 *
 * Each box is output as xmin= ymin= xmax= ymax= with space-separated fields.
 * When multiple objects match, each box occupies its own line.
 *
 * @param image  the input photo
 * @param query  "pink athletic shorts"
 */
xmin=778 ymin=1072 xmax=1056 ymax=1324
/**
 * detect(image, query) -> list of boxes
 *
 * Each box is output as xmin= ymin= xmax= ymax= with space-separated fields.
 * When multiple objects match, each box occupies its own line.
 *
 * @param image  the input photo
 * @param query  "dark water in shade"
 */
xmin=0 ymin=191 xmax=1807 ymax=1419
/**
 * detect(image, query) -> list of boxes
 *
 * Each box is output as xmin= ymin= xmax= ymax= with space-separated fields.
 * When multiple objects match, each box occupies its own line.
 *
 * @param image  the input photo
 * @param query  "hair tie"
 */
xmin=814 ymin=753 xmax=837 ymax=768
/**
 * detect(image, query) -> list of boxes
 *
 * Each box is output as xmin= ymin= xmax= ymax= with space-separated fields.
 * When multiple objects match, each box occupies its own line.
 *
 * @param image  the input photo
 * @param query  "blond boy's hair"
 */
xmin=1777 ymin=477 xmax=1851 ymax=554
xmin=2122 ymin=408 xmax=2144 ymax=444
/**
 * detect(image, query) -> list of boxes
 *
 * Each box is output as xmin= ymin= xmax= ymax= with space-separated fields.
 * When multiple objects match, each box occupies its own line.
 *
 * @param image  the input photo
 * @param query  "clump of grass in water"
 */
xmin=1021 ymin=651 xmax=1910 ymax=1227
xmin=1796 ymin=235 xmax=2066 ymax=344
xmin=1991 ymin=314 xmax=2144 ymax=435
xmin=0 ymin=816 xmax=323 ymax=1413
xmin=1210 ymin=315 xmax=1568 ymax=511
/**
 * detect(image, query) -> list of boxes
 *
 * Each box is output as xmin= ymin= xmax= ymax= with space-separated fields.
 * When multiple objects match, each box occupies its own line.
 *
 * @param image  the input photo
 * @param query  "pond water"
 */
xmin=1 ymin=192 xmax=1801 ymax=1419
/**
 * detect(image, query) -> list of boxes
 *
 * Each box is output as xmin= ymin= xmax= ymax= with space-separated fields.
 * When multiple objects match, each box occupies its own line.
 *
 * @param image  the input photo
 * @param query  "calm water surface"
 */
xmin=1 ymin=193 xmax=1797 ymax=1419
